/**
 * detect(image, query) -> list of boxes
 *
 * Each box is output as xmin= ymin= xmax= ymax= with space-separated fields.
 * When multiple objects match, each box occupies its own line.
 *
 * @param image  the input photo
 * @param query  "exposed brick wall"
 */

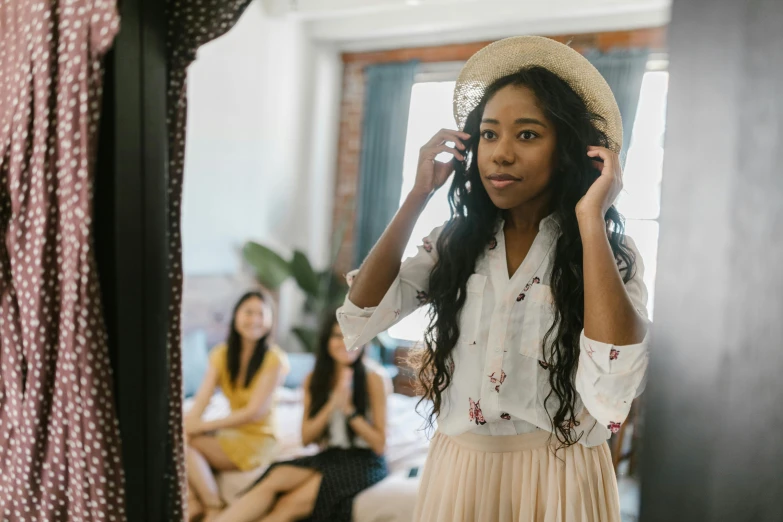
xmin=333 ymin=61 xmax=366 ymax=275
xmin=332 ymin=27 xmax=667 ymax=275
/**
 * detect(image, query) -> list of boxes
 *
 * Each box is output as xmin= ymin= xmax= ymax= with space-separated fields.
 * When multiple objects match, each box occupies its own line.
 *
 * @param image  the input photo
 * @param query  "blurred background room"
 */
xmin=178 ymin=1 xmax=670 ymax=520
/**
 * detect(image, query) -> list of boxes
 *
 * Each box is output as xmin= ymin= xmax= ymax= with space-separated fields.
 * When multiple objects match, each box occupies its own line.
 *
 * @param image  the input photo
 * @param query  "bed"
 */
xmin=184 ymin=387 xmax=432 ymax=522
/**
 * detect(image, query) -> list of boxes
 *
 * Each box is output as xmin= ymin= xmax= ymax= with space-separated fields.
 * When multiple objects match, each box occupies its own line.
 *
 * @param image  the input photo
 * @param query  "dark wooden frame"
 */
xmin=94 ymin=0 xmax=170 ymax=520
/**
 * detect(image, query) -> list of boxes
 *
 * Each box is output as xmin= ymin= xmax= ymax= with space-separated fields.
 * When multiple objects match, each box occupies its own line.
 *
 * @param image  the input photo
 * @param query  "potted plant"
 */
xmin=242 ymin=227 xmax=348 ymax=353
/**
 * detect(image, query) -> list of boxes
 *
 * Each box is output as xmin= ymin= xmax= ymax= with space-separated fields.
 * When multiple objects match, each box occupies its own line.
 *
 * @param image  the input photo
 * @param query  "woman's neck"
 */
xmin=240 ymin=339 xmax=256 ymax=362
xmin=503 ymin=193 xmax=553 ymax=233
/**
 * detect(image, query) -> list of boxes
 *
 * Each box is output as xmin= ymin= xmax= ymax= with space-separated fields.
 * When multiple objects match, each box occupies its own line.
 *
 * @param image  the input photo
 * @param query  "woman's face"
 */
xmin=477 ymin=84 xmax=558 ymax=210
xmin=234 ymin=296 xmax=271 ymax=343
xmin=327 ymin=323 xmax=361 ymax=366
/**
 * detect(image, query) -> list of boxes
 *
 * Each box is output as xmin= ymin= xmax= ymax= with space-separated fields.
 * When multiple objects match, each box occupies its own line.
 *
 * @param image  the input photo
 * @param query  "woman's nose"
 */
xmin=492 ymin=137 xmax=515 ymax=165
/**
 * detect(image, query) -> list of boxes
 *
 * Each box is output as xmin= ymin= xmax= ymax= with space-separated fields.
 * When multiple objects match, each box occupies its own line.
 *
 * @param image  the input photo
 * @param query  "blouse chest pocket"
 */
xmin=519 ymin=284 xmax=556 ymax=358
xmin=458 ymin=274 xmax=487 ymax=346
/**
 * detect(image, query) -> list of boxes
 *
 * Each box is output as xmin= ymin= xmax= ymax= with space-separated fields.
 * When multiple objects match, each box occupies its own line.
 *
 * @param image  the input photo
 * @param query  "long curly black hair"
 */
xmin=413 ymin=66 xmax=636 ymax=447
xmin=308 ymin=310 xmax=368 ymax=446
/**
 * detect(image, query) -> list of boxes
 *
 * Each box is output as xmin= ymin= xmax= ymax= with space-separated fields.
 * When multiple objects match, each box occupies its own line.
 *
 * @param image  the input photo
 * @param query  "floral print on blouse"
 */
xmin=337 ymin=215 xmax=650 ymax=446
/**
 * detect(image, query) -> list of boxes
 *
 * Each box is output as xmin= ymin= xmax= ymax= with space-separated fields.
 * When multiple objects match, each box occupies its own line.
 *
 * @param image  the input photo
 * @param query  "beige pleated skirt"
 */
xmin=413 ymin=429 xmax=621 ymax=522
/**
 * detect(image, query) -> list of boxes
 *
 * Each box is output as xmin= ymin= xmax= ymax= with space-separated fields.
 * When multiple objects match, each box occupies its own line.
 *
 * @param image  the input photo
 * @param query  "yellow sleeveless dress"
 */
xmin=209 ymin=344 xmax=289 ymax=471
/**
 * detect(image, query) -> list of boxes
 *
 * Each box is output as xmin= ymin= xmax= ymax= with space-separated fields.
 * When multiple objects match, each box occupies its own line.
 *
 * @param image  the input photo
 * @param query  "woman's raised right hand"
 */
xmin=330 ymin=368 xmax=354 ymax=410
xmin=411 ymin=129 xmax=471 ymax=198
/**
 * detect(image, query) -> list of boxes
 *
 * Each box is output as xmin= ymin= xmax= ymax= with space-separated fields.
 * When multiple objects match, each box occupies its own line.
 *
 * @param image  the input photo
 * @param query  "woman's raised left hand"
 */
xmin=576 ymin=146 xmax=623 ymax=221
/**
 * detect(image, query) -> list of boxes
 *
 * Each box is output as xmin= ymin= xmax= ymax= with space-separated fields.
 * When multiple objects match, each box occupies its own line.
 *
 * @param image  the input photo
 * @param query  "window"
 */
xmin=616 ymin=71 xmax=668 ymax=318
xmin=388 ymin=69 xmax=668 ymax=341
xmin=388 ymin=81 xmax=456 ymax=341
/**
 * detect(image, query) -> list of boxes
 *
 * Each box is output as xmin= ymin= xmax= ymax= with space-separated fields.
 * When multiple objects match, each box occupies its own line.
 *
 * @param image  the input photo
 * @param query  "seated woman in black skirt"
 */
xmin=214 ymin=310 xmax=388 ymax=522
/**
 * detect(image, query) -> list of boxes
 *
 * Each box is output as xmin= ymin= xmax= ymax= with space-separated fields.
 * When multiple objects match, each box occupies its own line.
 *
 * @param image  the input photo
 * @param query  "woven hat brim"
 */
xmin=454 ymin=36 xmax=623 ymax=154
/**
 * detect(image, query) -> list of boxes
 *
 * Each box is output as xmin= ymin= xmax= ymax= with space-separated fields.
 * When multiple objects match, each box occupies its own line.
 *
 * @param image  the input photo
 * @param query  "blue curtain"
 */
xmin=353 ymin=61 xmax=418 ymax=268
xmin=585 ymin=49 xmax=650 ymax=164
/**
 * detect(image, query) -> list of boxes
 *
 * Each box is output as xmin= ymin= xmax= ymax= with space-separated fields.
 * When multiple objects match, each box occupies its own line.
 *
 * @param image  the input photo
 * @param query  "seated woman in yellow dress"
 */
xmin=184 ymin=291 xmax=289 ymax=521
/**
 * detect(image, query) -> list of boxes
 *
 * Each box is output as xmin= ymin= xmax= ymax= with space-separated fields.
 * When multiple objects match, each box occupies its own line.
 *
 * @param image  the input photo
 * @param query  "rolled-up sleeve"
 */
xmin=337 ymin=224 xmax=444 ymax=351
xmin=575 ymin=236 xmax=651 ymax=428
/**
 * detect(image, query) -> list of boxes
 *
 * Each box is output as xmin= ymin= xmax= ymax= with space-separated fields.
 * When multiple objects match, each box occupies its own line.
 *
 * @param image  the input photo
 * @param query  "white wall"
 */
xmin=182 ymin=1 xmax=342 ymax=343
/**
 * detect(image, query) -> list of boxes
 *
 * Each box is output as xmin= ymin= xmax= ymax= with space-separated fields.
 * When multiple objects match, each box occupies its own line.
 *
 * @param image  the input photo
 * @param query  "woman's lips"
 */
xmin=487 ymin=174 xmax=520 ymax=190
xmin=490 ymin=179 xmax=516 ymax=189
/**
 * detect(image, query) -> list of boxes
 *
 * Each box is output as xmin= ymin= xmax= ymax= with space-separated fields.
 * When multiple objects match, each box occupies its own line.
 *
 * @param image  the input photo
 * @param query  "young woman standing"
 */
xmin=338 ymin=36 xmax=650 ymax=522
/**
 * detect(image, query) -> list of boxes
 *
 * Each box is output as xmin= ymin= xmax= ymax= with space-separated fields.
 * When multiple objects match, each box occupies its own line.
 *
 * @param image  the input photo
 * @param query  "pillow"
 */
xmin=283 ymin=352 xmax=315 ymax=389
xmin=274 ymin=386 xmax=304 ymax=405
xmin=182 ymin=330 xmax=209 ymax=398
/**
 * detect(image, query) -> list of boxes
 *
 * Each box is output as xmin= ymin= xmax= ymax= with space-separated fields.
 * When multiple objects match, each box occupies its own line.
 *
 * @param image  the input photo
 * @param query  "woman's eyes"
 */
xmin=479 ymin=129 xmax=538 ymax=140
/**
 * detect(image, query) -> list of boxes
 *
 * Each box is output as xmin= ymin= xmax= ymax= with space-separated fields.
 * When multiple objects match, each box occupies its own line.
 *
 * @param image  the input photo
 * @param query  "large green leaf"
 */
xmin=290 ymin=250 xmax=320 ymax=297
xmin=324 ymin=271 xmax=348 ymax=306
xmin=302 ymin=292 xmax=321 ymax=315
xmin=292 ymin=327 xmax=319 ymax=353
xmin=329 ymin=287 xmax=348 ymax=308
xmin=242 ymin=242 xmax=292 ymax=291
xmin=301 ymin=271 xmax=347 ymax=315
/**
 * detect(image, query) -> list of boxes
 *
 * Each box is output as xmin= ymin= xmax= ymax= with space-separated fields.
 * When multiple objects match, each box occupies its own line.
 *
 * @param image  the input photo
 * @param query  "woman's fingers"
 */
xmin=426 ymin=143 xmax=464 ymax=162
xmin=587 ymin=147 xmax=621 ymax=180
xmin=423 ymin=128 xmax=470 ymax=149
xmin=590 ymin=159 xmax=605 ymax=171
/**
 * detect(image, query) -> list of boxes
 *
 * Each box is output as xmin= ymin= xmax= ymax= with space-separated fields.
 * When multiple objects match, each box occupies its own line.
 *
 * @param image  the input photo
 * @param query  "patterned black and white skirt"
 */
xmin=249 ymin=447 xmax=388 ymax=522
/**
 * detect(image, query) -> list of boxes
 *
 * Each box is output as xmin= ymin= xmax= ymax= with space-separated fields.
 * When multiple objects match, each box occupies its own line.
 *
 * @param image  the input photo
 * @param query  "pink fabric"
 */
xmin=0 ymin=1 xmax=123 ymax=521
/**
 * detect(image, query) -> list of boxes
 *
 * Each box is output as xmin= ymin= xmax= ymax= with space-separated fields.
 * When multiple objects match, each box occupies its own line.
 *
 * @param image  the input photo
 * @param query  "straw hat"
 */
xmin=453 ymin=36 xmax=622 ymax=153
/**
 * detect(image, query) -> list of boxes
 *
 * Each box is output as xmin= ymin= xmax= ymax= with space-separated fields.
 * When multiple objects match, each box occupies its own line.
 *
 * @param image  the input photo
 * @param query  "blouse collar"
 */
xmin=497 ymin=212 xmax=561 ymax=237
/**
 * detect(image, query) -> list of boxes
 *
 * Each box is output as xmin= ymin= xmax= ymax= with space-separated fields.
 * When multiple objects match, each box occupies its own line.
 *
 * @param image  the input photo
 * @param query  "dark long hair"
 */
xmin=308 ymin=310 xmax=368 ymax=446
xmin=227 ymin=291 xmax=271 ymax=388
xmin=413 ymin=67 xmax=636 ymax=447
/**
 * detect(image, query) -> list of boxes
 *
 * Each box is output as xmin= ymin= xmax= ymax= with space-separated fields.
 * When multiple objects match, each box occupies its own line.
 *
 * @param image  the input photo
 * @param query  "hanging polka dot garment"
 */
xmin=0 ymin=1 xmax=124 ymax=522
xmin=165 ymin=1 xmax=253 ymax=519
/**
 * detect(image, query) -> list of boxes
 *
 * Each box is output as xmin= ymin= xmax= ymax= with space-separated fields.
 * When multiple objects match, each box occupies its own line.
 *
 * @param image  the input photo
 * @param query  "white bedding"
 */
xmin=184 ymin=388 xmax=431 ymax=522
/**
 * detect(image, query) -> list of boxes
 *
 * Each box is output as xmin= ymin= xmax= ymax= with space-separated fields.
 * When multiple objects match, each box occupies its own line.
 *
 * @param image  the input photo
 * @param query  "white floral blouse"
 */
xmin=337 ymin=215 xmax=650 ymax=447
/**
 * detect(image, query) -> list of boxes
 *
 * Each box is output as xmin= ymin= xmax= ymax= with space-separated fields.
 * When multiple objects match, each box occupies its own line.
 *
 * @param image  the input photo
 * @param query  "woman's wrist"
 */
xmin=406 ymin=188 xmax=432 ymax=207
xmin=576 ymin=211 xmax=608 ymax=239
xmin=575 ymin=204 xmax=605 ymax=226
